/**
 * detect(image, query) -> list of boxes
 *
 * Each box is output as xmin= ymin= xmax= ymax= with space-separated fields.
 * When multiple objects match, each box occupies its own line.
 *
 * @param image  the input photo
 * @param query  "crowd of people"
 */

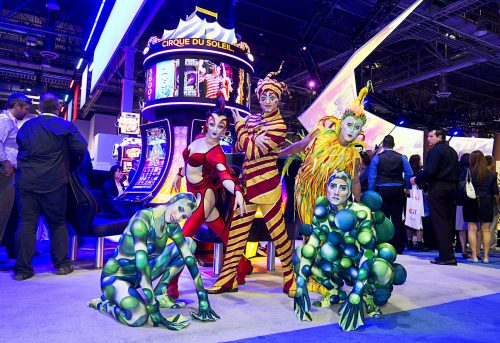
xmin=360 ymin=129 xmax=499 ymax=265
xmin=0 ymin=92 xmax=88 ymax=280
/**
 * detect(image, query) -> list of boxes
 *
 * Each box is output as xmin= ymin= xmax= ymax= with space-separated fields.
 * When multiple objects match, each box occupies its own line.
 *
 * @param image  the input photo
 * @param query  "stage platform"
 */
xmin=1 ymin=240 xmax=499 ymax=343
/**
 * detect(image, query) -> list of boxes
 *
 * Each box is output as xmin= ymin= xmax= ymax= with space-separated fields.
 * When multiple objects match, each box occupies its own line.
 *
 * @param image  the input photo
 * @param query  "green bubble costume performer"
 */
xmin=88 ymin=193 xmax=219 ymax=330
xmin=293 ymin=171 xmax=406 ymax=331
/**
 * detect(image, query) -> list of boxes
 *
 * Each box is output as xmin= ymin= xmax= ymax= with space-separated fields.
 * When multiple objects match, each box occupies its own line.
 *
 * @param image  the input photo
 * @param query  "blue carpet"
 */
xmin=225 ymin=293 xmax=500 ymax=343
xmin=404 ymin=250 xmax=500 ymax=270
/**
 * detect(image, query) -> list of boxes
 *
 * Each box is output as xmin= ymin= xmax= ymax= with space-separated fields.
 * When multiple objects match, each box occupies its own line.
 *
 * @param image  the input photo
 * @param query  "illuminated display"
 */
xmin=117 ymin=112 xmax=141 ymax=135
xmin=133 ymin=127 xmax=167 ymax=189
xmin=142 ymin=37 xmax=253 ymax=119
xmin=150 ymin=126 xmax=188 ymax=204
xmin=144 ymin=58 xmax=250 ymax=107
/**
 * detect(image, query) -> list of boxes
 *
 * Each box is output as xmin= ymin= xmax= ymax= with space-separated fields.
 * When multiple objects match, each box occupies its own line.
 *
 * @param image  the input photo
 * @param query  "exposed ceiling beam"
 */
xmin=0 ymin=21 xmax=83 ymax=40
xmin=379 ymin=56 xmax=487 ymax=90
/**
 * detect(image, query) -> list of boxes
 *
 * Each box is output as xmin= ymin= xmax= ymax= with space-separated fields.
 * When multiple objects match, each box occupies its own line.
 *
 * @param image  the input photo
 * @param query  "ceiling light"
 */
xmin=436 ymin=74 xmax=451 ymax=98
xmin=46 ymin=0 xmax=61 ymax=11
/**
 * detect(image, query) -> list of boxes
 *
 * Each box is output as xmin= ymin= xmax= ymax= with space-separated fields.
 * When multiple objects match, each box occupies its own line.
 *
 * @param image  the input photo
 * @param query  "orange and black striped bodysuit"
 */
xmin=210 ymin=108 xmax=295 ymax=292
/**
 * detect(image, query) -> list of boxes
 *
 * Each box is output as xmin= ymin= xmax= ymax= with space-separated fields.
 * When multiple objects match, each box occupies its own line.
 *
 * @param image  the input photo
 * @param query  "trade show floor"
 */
xmin=1 ymin=241 xmax=499 ymax=343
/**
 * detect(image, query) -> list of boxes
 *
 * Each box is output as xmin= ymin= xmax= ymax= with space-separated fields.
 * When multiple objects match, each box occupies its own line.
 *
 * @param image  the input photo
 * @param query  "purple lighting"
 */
xmin=307 ymin=80 xmax=316 ymax=89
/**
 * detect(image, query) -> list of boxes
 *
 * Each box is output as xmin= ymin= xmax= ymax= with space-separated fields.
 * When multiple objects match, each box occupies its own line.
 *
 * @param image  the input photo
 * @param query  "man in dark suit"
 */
xmin=368 ymin=135 xmax=413 ymax=254
xmin=411 ymin=127 xmax=459 ymax=266
xmin=14 ymin=92 xmax=88 ymax=280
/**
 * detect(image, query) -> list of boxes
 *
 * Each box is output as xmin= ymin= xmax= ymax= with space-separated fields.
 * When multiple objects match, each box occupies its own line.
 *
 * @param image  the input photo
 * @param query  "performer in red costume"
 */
xmin=207 ymin=62 xmax=296 ymax=296
xmin=168 ymin=95 xmax=248 ymax=298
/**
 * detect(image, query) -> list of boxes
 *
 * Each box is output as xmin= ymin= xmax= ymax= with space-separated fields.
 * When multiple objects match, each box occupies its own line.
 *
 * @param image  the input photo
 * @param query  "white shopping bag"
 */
xmin=405 ymin=185 xmax=424 ymax=230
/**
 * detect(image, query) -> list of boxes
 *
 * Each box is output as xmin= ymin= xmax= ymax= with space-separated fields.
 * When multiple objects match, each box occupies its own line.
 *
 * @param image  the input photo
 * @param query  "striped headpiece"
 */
xmin=255 ymin=61 xmax=289 ymax=99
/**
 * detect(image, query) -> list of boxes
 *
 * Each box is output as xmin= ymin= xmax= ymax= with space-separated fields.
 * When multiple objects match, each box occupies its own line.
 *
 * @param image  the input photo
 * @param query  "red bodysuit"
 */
xmin=181 ymin=142 xmax=241 ymax=245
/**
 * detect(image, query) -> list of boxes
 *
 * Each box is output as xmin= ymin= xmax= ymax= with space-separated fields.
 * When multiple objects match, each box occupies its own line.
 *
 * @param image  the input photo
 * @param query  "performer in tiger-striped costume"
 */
xmin=207 ymin=63 xmax=296 ymax=296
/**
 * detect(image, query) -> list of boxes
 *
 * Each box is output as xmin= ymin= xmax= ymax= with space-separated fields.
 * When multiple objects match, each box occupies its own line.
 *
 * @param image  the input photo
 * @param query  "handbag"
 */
xmin=465 ymin=169 xmax=476 ymax=199
xmin=405 ymin=185 xmax=424 ymax=230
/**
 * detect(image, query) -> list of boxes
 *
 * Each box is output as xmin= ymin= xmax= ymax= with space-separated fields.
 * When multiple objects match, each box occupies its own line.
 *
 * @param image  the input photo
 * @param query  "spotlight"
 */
xmin=307 ymin=80 xmax=316 ymax=89
xmin=26 ymin=88 xmax=32 ymax=92
xmin=399 ymin=120 xmax=405 ymax=125
xmin=247 ymin=53 xmax=254 ymax=62
xmin=301 ymin=46 xmax=307 ymax=51
xmin=453 ymin=130 xmax=459 ymax=136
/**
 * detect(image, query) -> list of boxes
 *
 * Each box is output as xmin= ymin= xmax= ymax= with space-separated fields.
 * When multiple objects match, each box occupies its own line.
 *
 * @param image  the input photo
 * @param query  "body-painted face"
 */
xmin=259 ymin=90 xmax=279 ymax=113
xmin=340 ymin=116 xmax=364 ymax=143
xmin=327 ymin=178 xmax=350 ymax=207
xmin=207 ymin=113 xmax=228 ymax=140
xmin=164 ymin=199 xmax=194 ymax=223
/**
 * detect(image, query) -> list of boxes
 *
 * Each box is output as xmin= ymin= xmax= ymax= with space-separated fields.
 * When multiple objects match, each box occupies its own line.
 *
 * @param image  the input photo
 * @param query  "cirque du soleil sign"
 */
xmin=161 ymin=38 xmax=235 ymax=52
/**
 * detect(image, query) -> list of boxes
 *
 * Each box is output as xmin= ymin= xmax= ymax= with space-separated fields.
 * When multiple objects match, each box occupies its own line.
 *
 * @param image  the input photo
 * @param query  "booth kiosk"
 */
xmin=117 ymin=11 xmax=254 ymax=206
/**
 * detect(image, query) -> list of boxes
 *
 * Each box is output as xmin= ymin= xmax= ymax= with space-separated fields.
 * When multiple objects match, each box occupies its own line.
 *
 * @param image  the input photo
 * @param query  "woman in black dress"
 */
xmin=463 ymin=151 xmax=499 ymax=263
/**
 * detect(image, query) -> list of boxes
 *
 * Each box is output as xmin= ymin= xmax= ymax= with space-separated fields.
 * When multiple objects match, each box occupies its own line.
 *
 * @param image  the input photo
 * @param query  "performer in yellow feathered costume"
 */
xmin=279 ymin=82 xmax=372 ymax=225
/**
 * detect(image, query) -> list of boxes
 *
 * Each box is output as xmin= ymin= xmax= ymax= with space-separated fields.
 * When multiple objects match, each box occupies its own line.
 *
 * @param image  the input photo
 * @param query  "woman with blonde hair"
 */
xmin=463 ymin=150 xmax=499 ymax=263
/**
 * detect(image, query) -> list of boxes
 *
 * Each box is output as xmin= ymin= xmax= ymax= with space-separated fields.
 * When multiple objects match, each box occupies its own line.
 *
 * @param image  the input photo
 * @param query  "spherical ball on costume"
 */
xmin=320 ymin=260 xmax=334 ymax=273
xmin=377 ymin=243 xmax=397 ymax=263
xmin=315 ymin=196 xmax=330 ymax=207
xmin=320 ymin=242 xmax=340 ymax=262
xmin=354 ymin=280 xmax=365 ymax=293
xmin=344 ymin=236 xmax=356 ymax=245
xmin=348 ymin=267 xmax=358 ymax=280
xmin=335 ymin=209 xmax=356 ymax=232
xmin=300 ymin=224 xmax=313 ymax=236
xmin=392 ymin=263 xmax=407 ymax=285
xmin=343 ymin=243 xmax=358 ymax=257
xmin=375 ymin=217 xmax=395 ymax=243
xmin=358 ymin=267 xmax=368 ymax=280
xmin=338 ymin=290 xmax=347 ymax=301
xmin=314 ymin=205 xmax=327 ymax=219
xmin=356 ymin=210 xmax=368 ymax=221
xmin=296 ymin=275 xmax=306 ymax=287
xmin=330 ymin=295 xmax=340 ymax=304
xmin=360 ymin=191 xmax=383 ymax=211
xmin=349 ymin=293 xmax=361 ymax=304
xmin=320 ymin=224 xmax=330 ymax=235
xmin=372 ymin=258 xmax=394 ymax=287
xmin=301 ymin=244 xmax=317 ymax=259
xmin=358 ymin=230 xmax=373 ymax=245
xmin=374 ymin=286 xmax=392 ymax=305
xmin=340 ymin=257 xmax=353 ymax=269
xmin=301 ymin=265 xmax=311 ymax=276
xmin=327 ymin=231 xmax=343 ymax=246
xmin=373 ymin=211 xmax=386 ymax=224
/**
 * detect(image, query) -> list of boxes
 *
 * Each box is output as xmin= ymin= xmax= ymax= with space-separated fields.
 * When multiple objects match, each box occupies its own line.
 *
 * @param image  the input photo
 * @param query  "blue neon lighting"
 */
xmin=84 ymin=0 xmax=107 ymax=52
xmin=76 ymin=58 xmax=84 ymax=69
xmin=64 ymin=94 xmax=69 ymax=102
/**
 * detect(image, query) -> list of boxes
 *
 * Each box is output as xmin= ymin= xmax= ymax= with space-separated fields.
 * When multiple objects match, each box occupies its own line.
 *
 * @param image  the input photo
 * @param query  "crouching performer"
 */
xmin=88 ymin=193 xmax=220 ymax=330
xmin=293 ymin=171 xmax=406 ymax=331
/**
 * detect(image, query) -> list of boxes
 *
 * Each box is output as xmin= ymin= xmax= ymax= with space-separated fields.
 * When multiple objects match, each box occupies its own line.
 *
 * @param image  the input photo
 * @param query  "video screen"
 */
xmin=133 ymin=127 xmax=167 ymax=189
xmin=145 ymin=58 xmax=251 ymax=108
